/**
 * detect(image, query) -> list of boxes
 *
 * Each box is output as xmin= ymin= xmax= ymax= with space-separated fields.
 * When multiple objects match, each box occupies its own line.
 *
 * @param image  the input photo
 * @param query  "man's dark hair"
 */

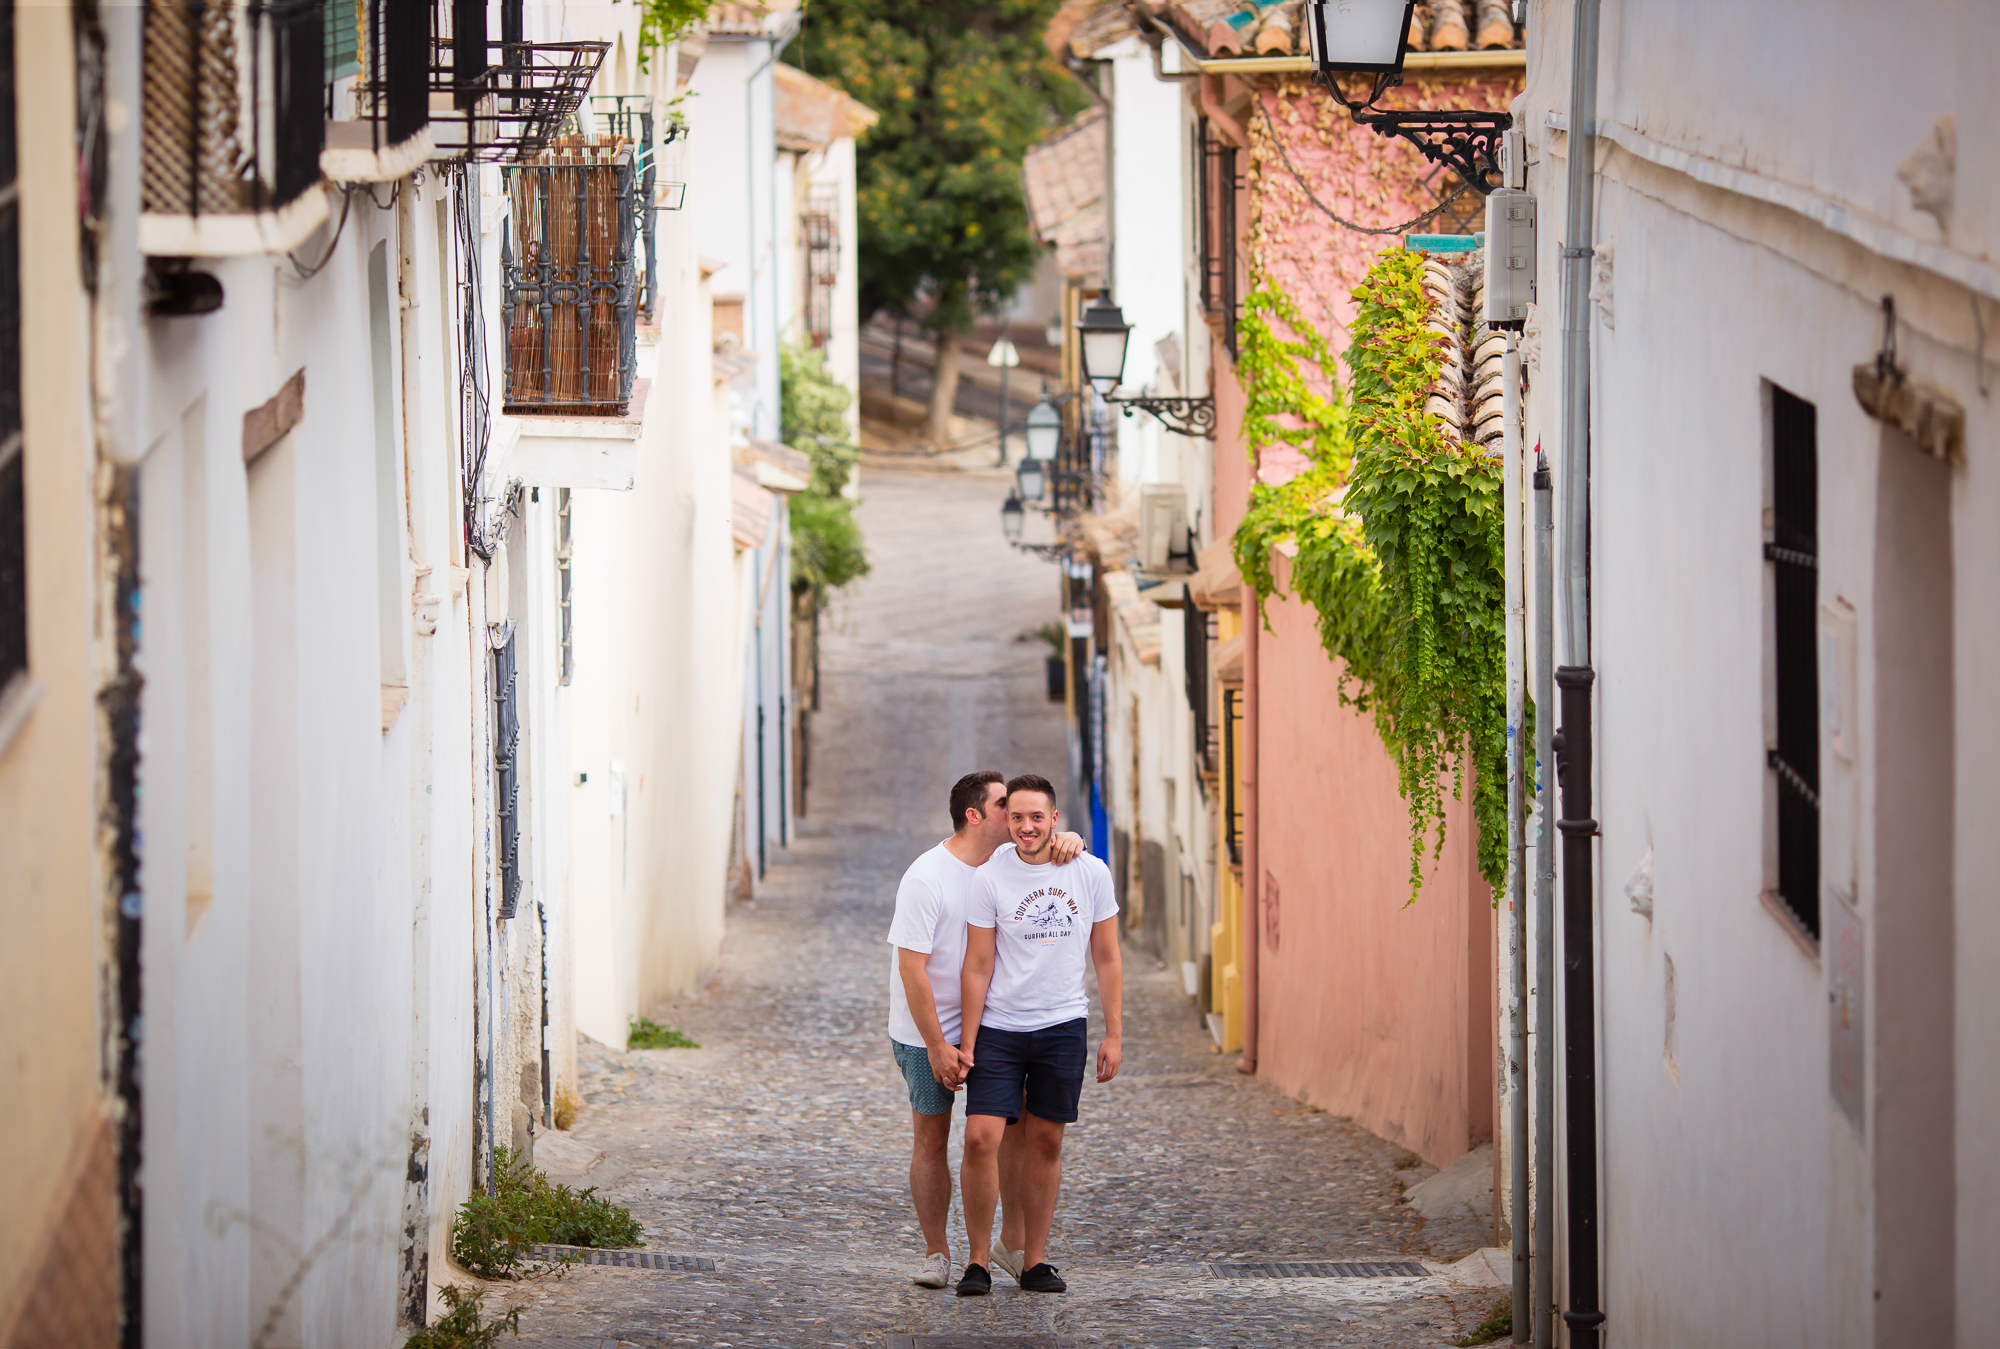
xmin=1005 ymin=773 xmax=1057 ymax=810
xmin=949 ymin=770 xmax=1006 ymax=832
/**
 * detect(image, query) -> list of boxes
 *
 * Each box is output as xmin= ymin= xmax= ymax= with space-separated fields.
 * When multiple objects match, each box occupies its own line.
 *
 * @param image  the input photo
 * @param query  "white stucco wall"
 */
xmin=1523 ymin=2 xmax=1997 ymax=1342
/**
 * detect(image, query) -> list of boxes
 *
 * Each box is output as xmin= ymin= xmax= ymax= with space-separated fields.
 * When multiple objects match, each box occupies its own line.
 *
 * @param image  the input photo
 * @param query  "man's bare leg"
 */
xmin=961 ymin=1114 xmax=1008 ymax=1268
xmin=910 ymin=1110 xmax=953 ymax=1256
xmin=1019 ymin=1113 xmax=1067 ymax=1268
xmin=997 ymin=1115 xmax=1028 ymax=1254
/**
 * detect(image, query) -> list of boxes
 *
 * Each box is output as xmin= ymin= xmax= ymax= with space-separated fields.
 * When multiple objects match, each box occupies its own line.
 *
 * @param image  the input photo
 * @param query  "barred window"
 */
xmin=1766 ymin=385 xmax=1819 ymax=939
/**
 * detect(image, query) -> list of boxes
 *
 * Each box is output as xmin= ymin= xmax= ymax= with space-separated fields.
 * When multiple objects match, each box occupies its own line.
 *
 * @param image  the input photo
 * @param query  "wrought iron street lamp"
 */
xmin=1074 ymin=295 xmax=1217 ymax=438
xmin=1001 ymin=491 xmax=1026 ymax=542
xmin=1016 ymin=457 xmax=1047 ymax=504
xmin=1303 ymin=0 xmax=1512 ymax=190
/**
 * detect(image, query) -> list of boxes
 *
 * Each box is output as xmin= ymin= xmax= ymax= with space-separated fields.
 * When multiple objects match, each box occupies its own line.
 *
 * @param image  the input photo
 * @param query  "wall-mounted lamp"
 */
xmin=1302 ymin=0 xmax=1512 ymax=191
xmin=1075 ymin=296 xmax=1216 ymax=438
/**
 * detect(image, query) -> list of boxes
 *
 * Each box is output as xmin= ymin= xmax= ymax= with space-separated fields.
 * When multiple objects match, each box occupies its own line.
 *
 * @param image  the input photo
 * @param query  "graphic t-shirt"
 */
xmin=966 ymin=843 xmax=1119 ymax=1033
xmin=885 ymin=842 xmax=981 ymax=1048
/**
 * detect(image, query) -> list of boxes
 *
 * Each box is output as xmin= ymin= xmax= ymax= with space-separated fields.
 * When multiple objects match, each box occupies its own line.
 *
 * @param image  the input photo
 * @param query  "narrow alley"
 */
xmin=482 ymin=466 xmax=1505 ymax=1348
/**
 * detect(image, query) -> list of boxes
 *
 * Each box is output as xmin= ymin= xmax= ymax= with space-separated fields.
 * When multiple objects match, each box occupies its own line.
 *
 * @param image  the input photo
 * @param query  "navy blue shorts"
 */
xmin=964 ymin=1018 xmax=1088 ymax=1124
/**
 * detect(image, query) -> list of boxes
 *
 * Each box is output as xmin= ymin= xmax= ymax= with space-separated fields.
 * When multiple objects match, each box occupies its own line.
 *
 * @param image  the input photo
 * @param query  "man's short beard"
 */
xmin=1016 ymin=835 xmax=1051 ymax=860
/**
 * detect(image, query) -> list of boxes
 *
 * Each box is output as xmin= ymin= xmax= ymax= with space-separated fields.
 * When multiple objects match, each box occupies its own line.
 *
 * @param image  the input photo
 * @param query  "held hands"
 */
xmin=1049 ymin=831 xmax=1087 ymax=865
xmin=1095 ymin=1034 xmax=1122 ymax=1084
xmin=928 ymin=1040 xmax=968 ymax=1091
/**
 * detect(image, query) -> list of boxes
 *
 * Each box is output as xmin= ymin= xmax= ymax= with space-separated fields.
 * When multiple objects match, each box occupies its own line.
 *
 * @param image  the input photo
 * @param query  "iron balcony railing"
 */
xmin=141 ymin=0 xmax=327 ymax=219
xmin=590 ymin=95 xmax=658 ymax=320
xmin=501 ymin=139 xmax=639 ymax=415
xmin=427 ymin=34 xmax=606 ymax=162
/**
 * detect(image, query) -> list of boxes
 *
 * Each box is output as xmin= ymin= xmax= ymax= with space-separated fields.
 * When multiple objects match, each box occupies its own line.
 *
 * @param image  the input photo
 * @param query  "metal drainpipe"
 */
xmin=1558 ymin=0 xmax=1604 ymax=1340
xmin=1502 ymin=332 xmax=1528 ymax=1337
xmin=1531 ymin=454 xmax=1557 ymax=1349
xmin=1237 ymin=585 xmax=1259 ymax=1074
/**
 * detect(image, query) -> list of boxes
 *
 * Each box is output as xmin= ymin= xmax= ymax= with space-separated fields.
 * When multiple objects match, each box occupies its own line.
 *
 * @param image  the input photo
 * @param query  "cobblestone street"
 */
xmin=485 ymin=466 xmax=1509 ymax=1349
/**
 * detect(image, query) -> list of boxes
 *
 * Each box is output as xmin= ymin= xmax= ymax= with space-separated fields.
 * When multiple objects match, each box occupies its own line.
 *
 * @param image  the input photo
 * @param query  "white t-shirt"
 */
xmin=966 ymin=844 xmax=1120 ymax=1033
xmin=886 ymin=842 xmax=981 ymax=1048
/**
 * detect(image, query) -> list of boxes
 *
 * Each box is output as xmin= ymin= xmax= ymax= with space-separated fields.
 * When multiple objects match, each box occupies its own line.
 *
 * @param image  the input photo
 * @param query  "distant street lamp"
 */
xmin=1302 ymin=0 xmax=1512 ymax=190
xmin=1017 ymin=457 xmax=1047 ymax=504
xmin=1025 ymin=397 xmax=1061 ymax=461
xmin=1000 ymin=491 xmax=1026 ymax=542
xmin=1073 ymin=294 xmax=1216 ymax=438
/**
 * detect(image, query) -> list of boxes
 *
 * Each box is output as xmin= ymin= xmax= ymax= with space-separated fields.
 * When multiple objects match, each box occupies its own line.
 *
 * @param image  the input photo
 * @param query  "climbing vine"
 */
xmin=1234 ymin=250 xmax=1508 ymax=897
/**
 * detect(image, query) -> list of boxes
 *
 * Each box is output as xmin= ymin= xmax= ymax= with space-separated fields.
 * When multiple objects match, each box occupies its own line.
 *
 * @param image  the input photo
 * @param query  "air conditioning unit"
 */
xmin=1139 ymin=484 xmax=1191 ymax=572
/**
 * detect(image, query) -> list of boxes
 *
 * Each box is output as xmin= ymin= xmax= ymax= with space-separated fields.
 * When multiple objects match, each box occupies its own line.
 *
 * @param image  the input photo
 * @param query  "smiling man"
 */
xmin=954 ymin=773 xmax=1122 ymax=1296
xmin=886 ymin=770 xmax=1084 ymax=1289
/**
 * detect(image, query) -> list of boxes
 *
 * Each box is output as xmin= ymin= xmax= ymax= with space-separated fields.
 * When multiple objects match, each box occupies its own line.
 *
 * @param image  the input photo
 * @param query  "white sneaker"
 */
xmin=990 ymin=1240 xmax=1026 ymax=1284
xmin=913 ymin=1251 xmax=951 ymax=1288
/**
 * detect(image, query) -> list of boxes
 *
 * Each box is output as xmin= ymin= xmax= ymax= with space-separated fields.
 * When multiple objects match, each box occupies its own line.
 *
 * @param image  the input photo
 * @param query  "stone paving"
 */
xmin=477 ymin=467 xmax=1508 ymax=1349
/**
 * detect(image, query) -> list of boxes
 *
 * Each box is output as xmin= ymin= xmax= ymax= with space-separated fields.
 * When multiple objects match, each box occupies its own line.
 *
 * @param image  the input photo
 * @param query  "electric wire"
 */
xmin=1265 ymin=126 xmax=1478 ymax=237
xmin=286 ymin=184 xmax=356 ymax=280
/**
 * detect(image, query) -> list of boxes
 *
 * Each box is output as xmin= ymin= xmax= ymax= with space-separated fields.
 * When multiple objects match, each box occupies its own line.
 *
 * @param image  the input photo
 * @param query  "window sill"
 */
xmin=0 ymin=673 xmax=45 ymax=764
xmin=1759 ymin=887 xmax=1821 ymax=963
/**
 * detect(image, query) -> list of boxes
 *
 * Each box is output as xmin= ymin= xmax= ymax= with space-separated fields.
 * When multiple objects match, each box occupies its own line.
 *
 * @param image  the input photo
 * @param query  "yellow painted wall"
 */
xmin=1209 ymin=606 xmax=1244 ymax=1053
xmin=0 ymin=0 xmax=112 ymax=1330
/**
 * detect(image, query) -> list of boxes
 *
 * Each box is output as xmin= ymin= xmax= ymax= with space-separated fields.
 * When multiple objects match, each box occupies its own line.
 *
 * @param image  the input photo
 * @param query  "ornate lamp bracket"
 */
xmin=1321 ymin=72 xmax=1512 ymax=192
xmin=1108 ymin=393 xmax=1217 ymax=439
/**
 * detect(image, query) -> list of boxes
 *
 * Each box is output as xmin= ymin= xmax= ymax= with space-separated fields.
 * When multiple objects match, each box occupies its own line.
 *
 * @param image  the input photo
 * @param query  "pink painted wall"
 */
xmin=1224 ymin=71 xmax=1520 ymax=1165
xmin=1252 ymin=585 xmax=1492 ymax=1166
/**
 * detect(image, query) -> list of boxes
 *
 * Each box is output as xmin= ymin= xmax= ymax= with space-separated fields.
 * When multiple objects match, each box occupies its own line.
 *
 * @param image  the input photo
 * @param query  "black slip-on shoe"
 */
xmin=1019 ymin=1262 xmax=1067 ymax=1293
xmin=955 ymin=1263 xmax=993 ymax=1297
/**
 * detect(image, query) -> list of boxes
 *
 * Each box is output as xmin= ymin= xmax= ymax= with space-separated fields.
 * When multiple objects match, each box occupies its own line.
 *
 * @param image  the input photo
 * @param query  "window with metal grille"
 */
xmin=801 ymin=190 xmax=839 ymax=349
xmin=493 ymin=629 xmax=522 ymax=919
xmin=1222 ymin=684 xmax=1242 ymax=866
xmin=139 ymin=0 xmax=328 ymax=217
xmin=555 ymin=488 xmax=573 ymax=685
xmin=1195 ymin=121 xmax=1241 ymax=362
xmin=1183 ymin=587 xmax=1213 ymax=775
xmin=0 ymin=0 xmax=20 ymax=701
xmin=1766 ymin=386 xmax=1819 ymax=939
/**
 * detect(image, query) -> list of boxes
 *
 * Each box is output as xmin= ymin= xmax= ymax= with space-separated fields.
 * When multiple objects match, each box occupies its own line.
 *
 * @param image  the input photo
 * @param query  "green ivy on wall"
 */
xmin=1234 ymin=250 xmax=1509 ymax=897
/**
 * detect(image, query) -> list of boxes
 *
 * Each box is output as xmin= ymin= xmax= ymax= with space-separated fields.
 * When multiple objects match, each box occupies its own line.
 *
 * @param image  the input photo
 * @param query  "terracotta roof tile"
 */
xmin=773 ymin=63 xmax=878 ymax=151
xmin=1022 ymin=107 xmax=1109 ymax=286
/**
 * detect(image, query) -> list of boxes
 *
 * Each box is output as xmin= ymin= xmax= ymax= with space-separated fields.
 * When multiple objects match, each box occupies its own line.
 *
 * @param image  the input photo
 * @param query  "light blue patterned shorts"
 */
xmin=891 ymin=1039 xmax=957 ymax=1116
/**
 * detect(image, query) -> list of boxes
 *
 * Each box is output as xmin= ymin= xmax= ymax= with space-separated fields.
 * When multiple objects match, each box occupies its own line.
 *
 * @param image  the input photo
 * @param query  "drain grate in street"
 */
xmin=1207 ymin=1259 xmax=1428 ymax=1280
xmin=886 ymin=1338 xmax=1061 ymax=1349
xmin=523 ymin=1244 xmax=715 ymax=1272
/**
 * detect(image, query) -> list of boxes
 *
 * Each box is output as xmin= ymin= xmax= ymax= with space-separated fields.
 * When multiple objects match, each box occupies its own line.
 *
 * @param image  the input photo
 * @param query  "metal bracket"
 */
xmin=1319 ymin=72 xmax=1511 ymax=192
xmin=1109 ymin=393 xmax=1217 ymax=438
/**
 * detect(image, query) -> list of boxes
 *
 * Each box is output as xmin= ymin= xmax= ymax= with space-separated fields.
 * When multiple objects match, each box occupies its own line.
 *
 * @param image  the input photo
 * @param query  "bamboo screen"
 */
xmin=504 ymin=136 xmax=637 ymax=413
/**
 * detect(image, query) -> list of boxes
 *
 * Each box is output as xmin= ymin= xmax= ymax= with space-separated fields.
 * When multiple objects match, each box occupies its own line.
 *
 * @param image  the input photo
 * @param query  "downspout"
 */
xmin=1557 ymin=0 xmax=1604 ymax=1341
xmin=1531 ymin=453 xmax=1557 ymax=1349
xmin=1503 ymin=331 xmax=1528 ymax=1335
xmin=1237 ymin=589 xmax=1259 ymax=1074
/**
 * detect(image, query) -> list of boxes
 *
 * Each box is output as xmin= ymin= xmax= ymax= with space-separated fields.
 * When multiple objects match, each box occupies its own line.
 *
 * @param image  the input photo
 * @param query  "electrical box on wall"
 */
xmin=1484 ymin=187 xmax=1536 ymax=328
xmin=1138 ymin=483 xmax=1191 ymax=572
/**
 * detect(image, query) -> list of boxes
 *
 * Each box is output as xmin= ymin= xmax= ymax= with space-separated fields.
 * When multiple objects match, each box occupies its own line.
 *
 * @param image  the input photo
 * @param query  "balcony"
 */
xmin=323 ymin=0 xmax=434 ymax=182
xmin=500 ymin=139 xmax=639 ymax=416
xmin=425 ymin=33 xmax=607 ymax=162
xmin=140 ymin=0 xmax=333 ymax=255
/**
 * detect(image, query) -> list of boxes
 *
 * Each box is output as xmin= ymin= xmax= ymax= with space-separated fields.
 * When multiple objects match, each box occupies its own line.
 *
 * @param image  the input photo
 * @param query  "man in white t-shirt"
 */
xmin=886 ymin=770 xmax=1084 ymax=1289
xmin=954 ymin=773 xmax=1122 ymax=1297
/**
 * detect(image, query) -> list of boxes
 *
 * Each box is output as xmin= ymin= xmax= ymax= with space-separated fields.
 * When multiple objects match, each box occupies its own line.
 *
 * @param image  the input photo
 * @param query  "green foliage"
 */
xmin=780 ymin=343 xmax=859 ymax=496
xmin=402 ymin=1287 xmax=521 ymax=1348
xmin=1233 ymin=252 xmax=1510 ymax=896
xmin=780 ymin=342 xmax=871 ymax=607
xmin=626 ymin=1016 xmax=700 ymax=1050
xmin=628 ymin=0 xmax=710 ymax=72
xmin=1020 ymin=620 xmax=1067 ymax=655
xmin=792 ymin=2 xmax=1089 ymax=334
xmin=448 ymin=1146 xmax=643 ymax=1279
